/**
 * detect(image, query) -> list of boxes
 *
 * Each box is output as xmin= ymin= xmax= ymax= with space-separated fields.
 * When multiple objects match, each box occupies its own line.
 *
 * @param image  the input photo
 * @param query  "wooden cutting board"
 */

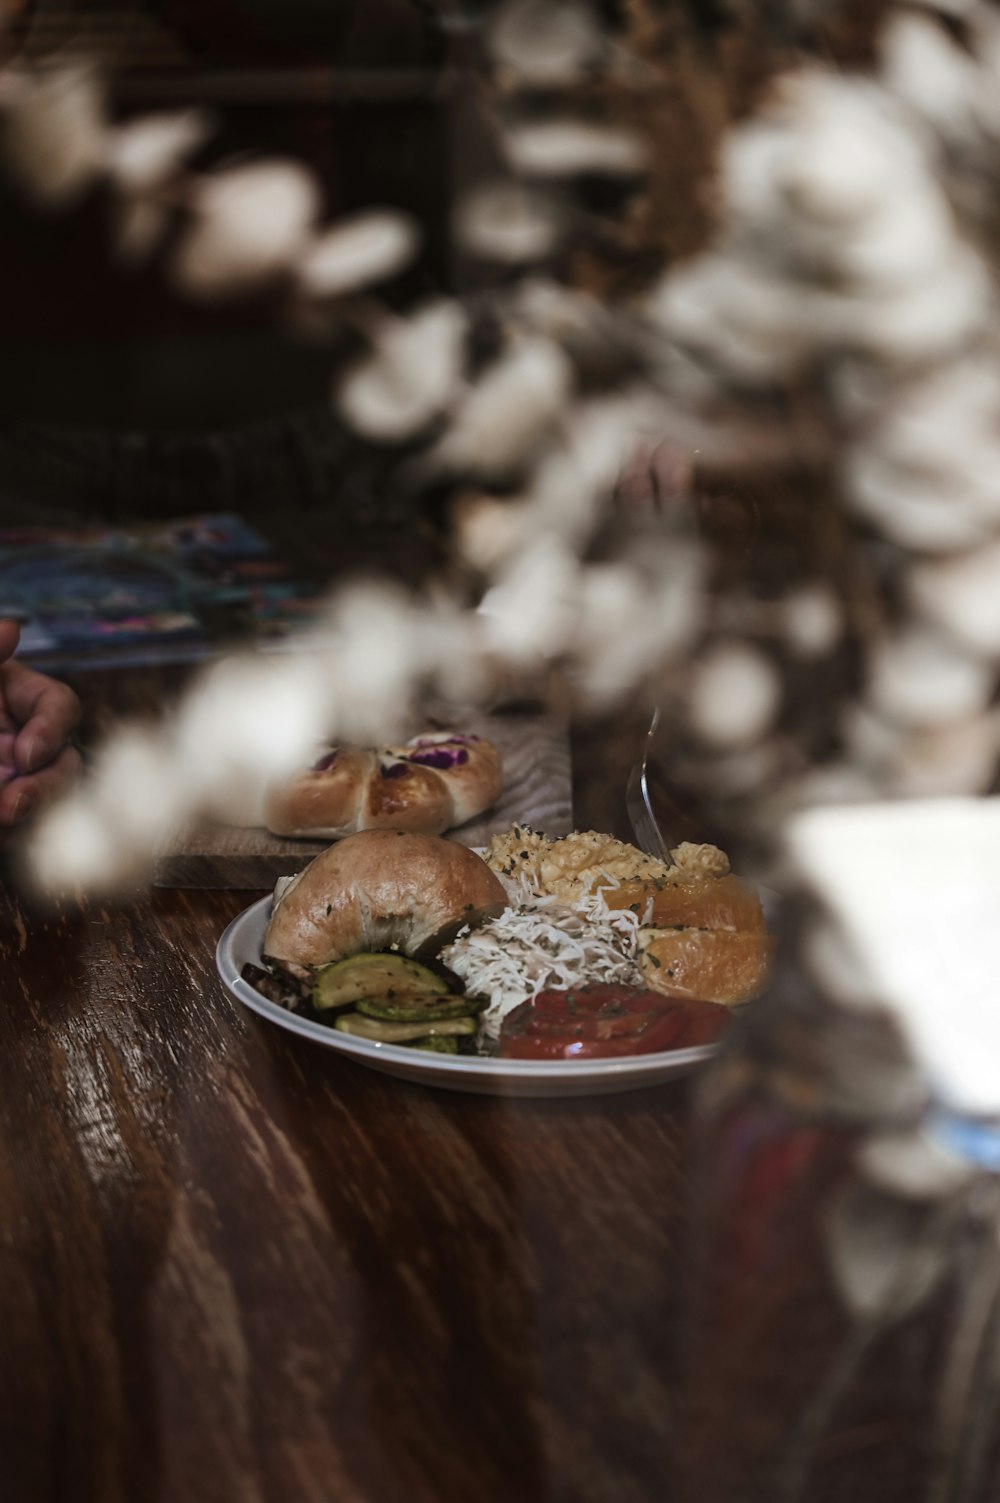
xmin=152 ymin=704 xmax=573 ymax=889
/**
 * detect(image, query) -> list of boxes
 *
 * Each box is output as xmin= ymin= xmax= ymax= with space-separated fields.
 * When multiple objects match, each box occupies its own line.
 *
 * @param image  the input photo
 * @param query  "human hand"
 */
xmin=0 ymin=621 xmax=83 ymax=826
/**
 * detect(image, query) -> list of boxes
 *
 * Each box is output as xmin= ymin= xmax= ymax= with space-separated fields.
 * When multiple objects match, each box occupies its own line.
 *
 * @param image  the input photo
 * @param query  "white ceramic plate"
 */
xmin=216 ymin=896 xmax=720 ymax=1097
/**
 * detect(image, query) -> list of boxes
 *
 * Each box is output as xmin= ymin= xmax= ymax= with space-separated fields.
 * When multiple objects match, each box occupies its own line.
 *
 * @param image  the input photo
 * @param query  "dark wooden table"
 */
xmin=0 ymin=665 xmax=701 ymax=1503
xmin=0 ymin=875 xmax=697 ymax=1503
xmin=1 ymin=667 xmax=943 ymax=1503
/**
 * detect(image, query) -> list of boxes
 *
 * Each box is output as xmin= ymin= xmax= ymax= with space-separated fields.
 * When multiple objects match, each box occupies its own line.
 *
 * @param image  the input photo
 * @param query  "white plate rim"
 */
xmin=215 ymin=895 xmax=720 ymax=1088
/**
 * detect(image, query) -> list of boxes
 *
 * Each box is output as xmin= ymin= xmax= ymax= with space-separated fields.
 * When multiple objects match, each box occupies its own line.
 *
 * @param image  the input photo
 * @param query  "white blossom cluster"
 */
xmin=643 ymin=23 xmax=1000 ymax=823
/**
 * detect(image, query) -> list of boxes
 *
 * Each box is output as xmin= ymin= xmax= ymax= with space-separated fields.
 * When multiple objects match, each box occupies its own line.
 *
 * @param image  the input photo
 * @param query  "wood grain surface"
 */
xmin=1 ymin=666 xmax=942 ymax=1503
xmin=0 ymin=878 xmax=694 ymax=1503
xmin=152 ymin=703 xmax=573 ymax=889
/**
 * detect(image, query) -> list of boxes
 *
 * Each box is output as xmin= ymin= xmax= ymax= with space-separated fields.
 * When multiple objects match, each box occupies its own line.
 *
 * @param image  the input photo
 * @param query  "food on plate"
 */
xmin=334 ymin=1013 xmax=480 ymax=1045
xmin=484 ymin=825 xmax=678 ymax=902
xmin=441 ymin=888 xmax=644 ymax=1042
xmin=602 ymin=872 xmax=766 ymax=933
xmin=445 ymin=825 xmax=771 ymax=1029
xmin=265 ymin=732 xmax=503 ymax=839
xmin=312 ymin=953 xmax=448 ymax=1013
xmin=263 ymin=828 xmax=507 ymax=974
xmin=637 ymin=927 xmax=774 ymax=1005
xmin=497 ymin=984 xmax=730 ymax=1059
xmin=245 ymin=821 xmax=773 ymax=1062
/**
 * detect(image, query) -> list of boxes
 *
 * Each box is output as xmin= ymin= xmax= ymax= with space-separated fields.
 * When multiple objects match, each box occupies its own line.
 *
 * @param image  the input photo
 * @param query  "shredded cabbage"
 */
xmin=441 ymin=884 xmax=644 ymax=1041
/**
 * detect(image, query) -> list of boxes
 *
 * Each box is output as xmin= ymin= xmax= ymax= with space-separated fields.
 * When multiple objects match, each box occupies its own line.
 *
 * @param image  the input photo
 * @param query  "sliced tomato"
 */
xmin=498 ymin=984 xmax=730 ymax=1060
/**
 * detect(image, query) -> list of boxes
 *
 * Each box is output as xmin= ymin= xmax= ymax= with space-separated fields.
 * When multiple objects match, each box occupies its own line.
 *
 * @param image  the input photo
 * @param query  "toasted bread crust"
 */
xmin=266 ymin=734 xmax=502 ymax=839
xmin=604 ymin=873 xmax=766 ymax=932
xmin=636 ymin=927 xmax=774 ymax=1005
xmin=263 ymin=829 xmax=508 ymax=967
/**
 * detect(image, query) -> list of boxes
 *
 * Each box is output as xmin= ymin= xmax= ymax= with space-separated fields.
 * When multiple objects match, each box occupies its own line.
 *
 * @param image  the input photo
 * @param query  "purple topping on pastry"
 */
xmin=406 ymin=747 xmax=469 ymax=770
xmin=381 ymin=761 xmax=411 ymax=779
xmin=311 ymin=750 xmax=340 ymax=773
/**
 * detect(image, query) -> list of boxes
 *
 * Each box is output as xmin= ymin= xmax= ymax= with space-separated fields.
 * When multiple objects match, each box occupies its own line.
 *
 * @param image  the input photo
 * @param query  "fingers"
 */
xmin=0 ymin=744 xmax=83 ymax=826
xmin=0 ymin=620 xmax=20 ymax=663
xmin=1 ymin=660 xmax=82 ymax=774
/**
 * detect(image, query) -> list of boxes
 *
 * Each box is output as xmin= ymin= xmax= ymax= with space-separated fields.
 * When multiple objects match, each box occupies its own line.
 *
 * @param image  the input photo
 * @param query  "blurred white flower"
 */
xmin=909 ymin=539 xmax=1000 ymax=656
xmin=453 ymin=181 xmax=561 ymax=264
xmin=0 ymin=64 xmax=106 ymax=207
xmin=688 ymin=642 xmax=783 ymax=748
xmin=170 ymin=159 xmax=320 ymax=299
xmin=504 ymin=119 xmax=646 ymax=178
xmin=783 ymin=585 xmax=843 ymax=658
xmin=336 ymin=299 xmax=467 ymax=441
xmin=489 ymin=0 xmax=603 ymax=85
xmin=866 ymin=624 xmax=994 ymax=728
xmin=429 ymin=337 xmax=574 ymax=478
xmin=105 ymin=110 xmax=211 ymax=194
xmin=295 ymin=210 xmax=420 ymax=299
xmin=170 ymin=651 xmax=337 ymax=827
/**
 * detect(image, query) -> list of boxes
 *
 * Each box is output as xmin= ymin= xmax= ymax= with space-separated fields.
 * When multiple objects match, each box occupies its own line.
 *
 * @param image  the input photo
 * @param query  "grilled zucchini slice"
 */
xmin=333 ymin=1014 xmax=478 ymax=1044
xmin=312 ymin=953 xmax=447 ymax=1013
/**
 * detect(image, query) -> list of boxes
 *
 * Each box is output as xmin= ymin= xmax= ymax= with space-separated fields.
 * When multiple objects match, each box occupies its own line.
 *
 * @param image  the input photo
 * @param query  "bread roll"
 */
xmin=266 ymin=732 xmax=503 ymax=840
xmin=636 ymin=927 xmax=774 ymax=1006
xmin=603 ymin=873 xmax=766 ymax=932
xmin=264 ymin=829 xmax=508 ymax=970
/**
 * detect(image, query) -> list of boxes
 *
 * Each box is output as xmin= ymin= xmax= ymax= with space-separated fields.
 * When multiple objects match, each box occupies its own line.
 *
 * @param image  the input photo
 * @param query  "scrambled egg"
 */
xmin=484 ymin=825 xmax=730 ymax=904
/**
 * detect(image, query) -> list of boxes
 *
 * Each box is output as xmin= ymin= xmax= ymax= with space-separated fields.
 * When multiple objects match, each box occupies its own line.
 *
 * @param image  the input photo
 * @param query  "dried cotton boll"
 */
xmin=648 ymin=258 xmax=817 ymax=383
xmin=1 ymin=65 xmax=107 ymax=208
xmin=811 ymin=185 xmax=962 ymax=296
xmin=779 ymin=84 xmax=920 ymax=227
xmin=489 ymin=0 xmax=603 ymax=85
xmin=882 ymin=13 xmax=981 ymax=145
xmin=855 ymin=247 xmax=991 ymax=366
xmin=572 ymin=547 xmax=702 ymax=706
xmin=318 ymin=584 xmax=426 ymax=743
xmin=171 ymin=652 xmax=336 ymax=826
xmin=409 ymin=597 xmax=491 ymax=707
xmin=477 ymin=540 xmax=579 ymax=668
xmin=688 ymin=642 xmax=782 ymax=749
xmin=846 ymin=440 xmax=999 ymax=553
xmin=170 ymin=160 xmax=319 ymax=299
xmin=104 ymin=110 xmax=211 ymax=194
xmin=504 ymin=120 xmax=646 ymax=179
xmin=26 ymin=800 xmax=148 ymax=898
xmin=886 ymin=712 xmax=1000 ymax=798
xmin=453 ymin=182 xmax=561 ymax=264
xmin=783 ymin=585 xmax=842 ymax=658
xmin=866 ymin=624 xmax=994 ymax=728
xmin=454 ymin=493 xmax=530 ymax=572
xmin=295 ymin=211 xmax=419 ymax=299
xmin=335 ymin=300 xmax=467 ymax=442
xmin=87 ymin=727 xmax=190 ymax=842
xmin=429 ymin=338 xmax=574 ymax=479
xmin=27 ymin=728 xmax=190 ymax=894
xmin=908 ymin=538 xmax=1000 ymax=656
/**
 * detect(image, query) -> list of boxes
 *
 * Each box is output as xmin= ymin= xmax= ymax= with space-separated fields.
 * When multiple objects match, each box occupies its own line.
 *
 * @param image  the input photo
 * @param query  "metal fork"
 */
xmin=625 ymin=707 xmax=671 ymax=863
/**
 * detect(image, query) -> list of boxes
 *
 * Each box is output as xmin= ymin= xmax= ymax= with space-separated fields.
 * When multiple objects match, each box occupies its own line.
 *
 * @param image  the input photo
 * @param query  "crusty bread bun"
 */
xmin=266 ymin=732 xmax=503 ymax=840
xmin=636 ymin=927 xmax=774 ymax=1006
xmin=263 ymin=829 xmax=508 ymax=970
xmin=603 ymin=873 xmax=766 ymax=933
